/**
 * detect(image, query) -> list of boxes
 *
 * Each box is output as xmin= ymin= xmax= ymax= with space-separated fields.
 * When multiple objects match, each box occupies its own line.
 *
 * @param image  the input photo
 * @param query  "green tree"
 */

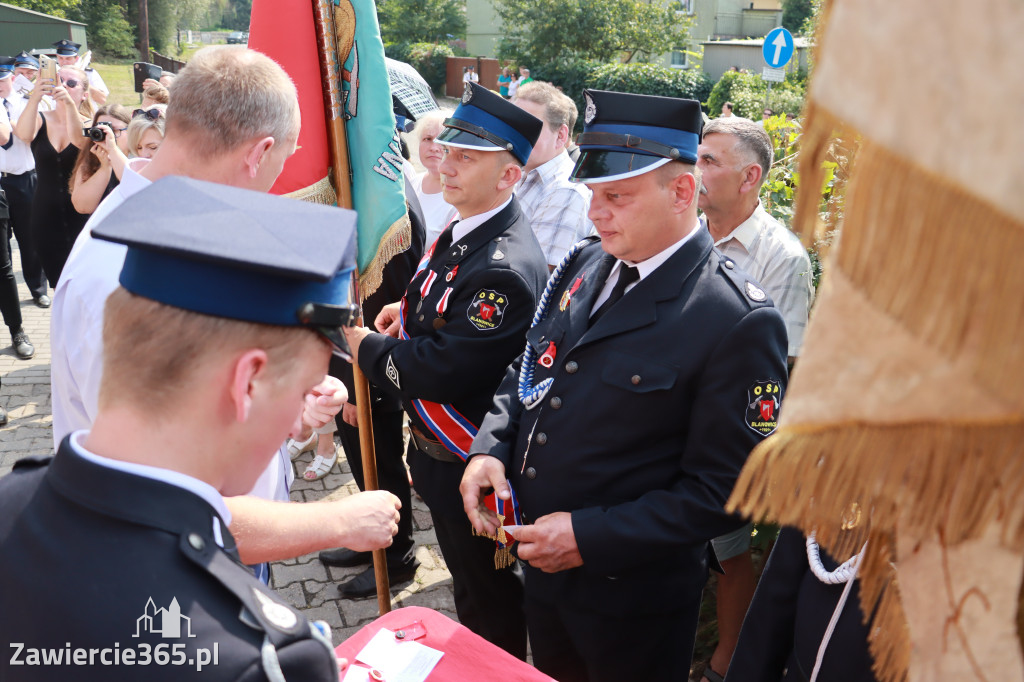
xmin=781 ymin=0 xmax=813 ymax=35
xmin=3 ymin=0 xmax=80 ymax=18
xmin=75 ymin=0 xmax=135 ymax=57
xmin=375 ymin=0 xmax=465 ymax=44
xmin=494 ymin=0 xmax=691 ymax=67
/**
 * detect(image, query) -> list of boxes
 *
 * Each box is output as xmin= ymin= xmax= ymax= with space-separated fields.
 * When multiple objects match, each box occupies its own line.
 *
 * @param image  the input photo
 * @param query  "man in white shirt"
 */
xmin=513 ymin=80 xmax=592 ymax=268
xmin=696 ymin=115 xmax=814 ymax=682
xmin=51 ymin=46 xmax=400 ymax=570
xmin=0 ymin=57 xmax=48 ymax=306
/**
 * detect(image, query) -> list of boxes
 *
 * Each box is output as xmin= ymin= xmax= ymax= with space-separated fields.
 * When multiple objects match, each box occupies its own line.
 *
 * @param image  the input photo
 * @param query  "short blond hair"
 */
xmin=514 ymin=81 xmax=577 ymax=132
xmin=166 ymin=47 xmax=300 ymax=158
xmin=99 ymin=288 xmax=322 ymax=414
xmin=142 ymin=83 xmax=170 ymax=105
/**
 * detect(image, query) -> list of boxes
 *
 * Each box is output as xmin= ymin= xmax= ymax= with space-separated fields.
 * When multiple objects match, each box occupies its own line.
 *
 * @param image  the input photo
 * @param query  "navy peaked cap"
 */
xmin=436 ymin=82 xmax=542 ymax=166
xmin=91 ymin=176 xmax=361 ymax=356
xmin=571 ymin=89 xmax=704 ymax=183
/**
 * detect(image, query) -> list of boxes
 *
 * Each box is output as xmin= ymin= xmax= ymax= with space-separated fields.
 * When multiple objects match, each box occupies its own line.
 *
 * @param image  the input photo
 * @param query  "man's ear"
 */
xmin=555 ymin=124 xmax=570 ymax=149
xmin=739 ymin=162 xmax=764 ymax=195
xmin=229 ymin=349 xmax=270 ymax=423
xmin=671 ymin=171 xmax=698 ymax=214
xmin=243 ymin=136 xmax=276 ymax=179
xmin=496 ymin=161 xmax=523 ymax=191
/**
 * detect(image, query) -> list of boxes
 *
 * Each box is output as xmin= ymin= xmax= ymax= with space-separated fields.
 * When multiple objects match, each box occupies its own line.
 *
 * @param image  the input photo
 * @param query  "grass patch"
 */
xmin=93 ymin=61 xmax=139 ymax=108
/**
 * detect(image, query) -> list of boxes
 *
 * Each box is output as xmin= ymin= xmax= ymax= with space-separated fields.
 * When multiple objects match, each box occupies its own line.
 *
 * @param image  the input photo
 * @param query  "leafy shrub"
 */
xmin=384 ymin=42 xmax=454 ymax=93
xmin=707 ymin=70 xmax=805 ymax=119
xmin=534 ymin=60 xmax=714 ymax=132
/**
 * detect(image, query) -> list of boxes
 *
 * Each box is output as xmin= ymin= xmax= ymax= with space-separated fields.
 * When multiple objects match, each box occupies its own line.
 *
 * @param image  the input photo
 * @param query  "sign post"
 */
xmin=761 ymin=26 xmax=795 ymax=116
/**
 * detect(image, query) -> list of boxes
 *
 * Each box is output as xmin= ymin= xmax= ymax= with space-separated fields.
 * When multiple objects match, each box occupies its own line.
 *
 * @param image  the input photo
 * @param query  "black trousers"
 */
xmin=0 ymin=211 xmax=20 ymax=336
xmin=0 ymin=172 xmax=46 ymax=299
xmin=524 ymin=567 xmax=702 ymax=682
xmin=337 ymin=408 xmax=415 ymax=563
xmin=407 ymin=448 xmax=527 ymax=660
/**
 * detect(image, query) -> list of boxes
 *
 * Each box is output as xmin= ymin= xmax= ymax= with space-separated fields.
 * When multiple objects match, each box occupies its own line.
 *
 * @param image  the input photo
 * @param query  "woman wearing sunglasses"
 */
xmin=125 ymin=105 xmax=166 ymax=160
xmin=13 ymin=66 xmax=95 ymax=286
xmin=69 ymin=103 xmax=132 ymax=215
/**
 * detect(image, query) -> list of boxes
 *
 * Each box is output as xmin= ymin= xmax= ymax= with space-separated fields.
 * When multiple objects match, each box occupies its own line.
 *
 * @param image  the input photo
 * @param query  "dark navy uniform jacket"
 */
xmin=726 ymin=527 xmax=877 ymax=682
xmin=359 ymin=198 xmax=548 ymax=513
xmin=472 ymin=228 xmax=789 ymax=614
xmin=0 ymin=439 xmax=337 ymax=681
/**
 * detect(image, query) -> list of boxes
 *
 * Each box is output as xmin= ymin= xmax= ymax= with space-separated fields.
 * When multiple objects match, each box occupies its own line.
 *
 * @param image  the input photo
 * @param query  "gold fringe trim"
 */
xmin=358 ymin=213 xmax=412 ymax=301
xmin=793 ymin=100 xmax=851 ymax=246
xmin=283 ymin=175 xmax=338 ymax=206
xmin=470 ymin=515 xmax=516 ymax=570
xmin=729 ymin=421 xmax=1024 ymax=682
xmin=834 ymin=141 xmax=1024 ymax=406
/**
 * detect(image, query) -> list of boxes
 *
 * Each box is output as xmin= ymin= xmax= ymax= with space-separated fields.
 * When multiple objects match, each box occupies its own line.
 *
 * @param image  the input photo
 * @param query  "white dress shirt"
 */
xmin=516 ymin=150 xmax=593 ymax=266
xmin=50 ymin=164 xmax=292 ymax=502
xmin=0 ymin=94 xmax=36 ymax=174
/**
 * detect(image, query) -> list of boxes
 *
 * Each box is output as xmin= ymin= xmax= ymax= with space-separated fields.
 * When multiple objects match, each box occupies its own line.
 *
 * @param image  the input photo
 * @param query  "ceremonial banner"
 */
xmin=336 ymin=0 xmax=412 ymax=298
xmin=248 ymin=0 xmax=336 ymax=203
xmin=728 ymin=2 xmax=1024 ymax=680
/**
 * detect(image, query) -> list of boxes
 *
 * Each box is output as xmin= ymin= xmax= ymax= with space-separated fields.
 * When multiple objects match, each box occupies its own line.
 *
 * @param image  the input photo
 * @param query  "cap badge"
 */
xmin=462 ymin=83 xmax=473 ymax=104
xmin=584 ymin=93 xmax=597 ymax=125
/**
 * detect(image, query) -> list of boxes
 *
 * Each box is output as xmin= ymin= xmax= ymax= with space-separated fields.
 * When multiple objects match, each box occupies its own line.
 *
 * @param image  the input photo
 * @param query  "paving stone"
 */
xmin=275 ymin=583 xmax=306 ymax=609
xmin=272 ymin=559 xmax=328 ymax=586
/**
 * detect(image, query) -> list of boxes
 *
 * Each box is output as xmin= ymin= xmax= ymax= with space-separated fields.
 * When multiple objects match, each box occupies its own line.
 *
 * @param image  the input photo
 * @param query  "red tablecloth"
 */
xmin=335 ymin=606 xmax=554 ymax=681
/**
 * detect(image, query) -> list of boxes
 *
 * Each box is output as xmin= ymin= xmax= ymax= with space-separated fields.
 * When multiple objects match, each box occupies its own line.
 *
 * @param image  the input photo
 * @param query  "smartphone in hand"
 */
xmin=39 ymin=55 xmax=57 ymax=85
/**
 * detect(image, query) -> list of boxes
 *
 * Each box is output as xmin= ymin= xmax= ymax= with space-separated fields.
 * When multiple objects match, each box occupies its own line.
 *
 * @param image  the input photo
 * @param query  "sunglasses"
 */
xmin=132 ymin=108 xmax=162 ymax=121
xmin=62 ymin=79 xmax=79 ymax=89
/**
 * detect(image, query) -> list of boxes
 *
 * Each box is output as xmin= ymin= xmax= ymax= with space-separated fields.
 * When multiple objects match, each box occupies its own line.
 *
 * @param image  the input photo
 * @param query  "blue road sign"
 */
xmin=762 ymin=27 xmax=795 ymax=69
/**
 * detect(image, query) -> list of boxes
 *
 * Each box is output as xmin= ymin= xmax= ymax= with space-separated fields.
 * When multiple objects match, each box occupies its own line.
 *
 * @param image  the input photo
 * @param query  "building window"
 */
xmin=671 ymin=0 xmax=694 ymax=15
xmin=671 ymin=49 xmax=688 ymax=68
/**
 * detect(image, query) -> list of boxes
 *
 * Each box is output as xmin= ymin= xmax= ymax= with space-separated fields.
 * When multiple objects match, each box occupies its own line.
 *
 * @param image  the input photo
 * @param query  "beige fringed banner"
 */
xmin=727 ymin=1 xmax=1024 ymax=680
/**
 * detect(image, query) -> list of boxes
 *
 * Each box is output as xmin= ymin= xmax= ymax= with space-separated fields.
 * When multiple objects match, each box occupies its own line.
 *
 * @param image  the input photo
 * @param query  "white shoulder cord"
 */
xmin=806 ymin=532 xmax=868 ymax=682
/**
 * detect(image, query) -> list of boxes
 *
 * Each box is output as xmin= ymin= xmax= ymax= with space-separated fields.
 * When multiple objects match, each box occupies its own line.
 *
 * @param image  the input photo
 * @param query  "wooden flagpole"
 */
xmin=311 ymin=0 xmax=391 ymax=615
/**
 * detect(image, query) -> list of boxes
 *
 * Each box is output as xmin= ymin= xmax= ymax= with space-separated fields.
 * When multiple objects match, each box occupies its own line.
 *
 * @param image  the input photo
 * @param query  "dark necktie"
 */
xmin=2 ymin=99 xmax=10 ymax=117
xmin=591 ymin=264 xmax=639 ymax=324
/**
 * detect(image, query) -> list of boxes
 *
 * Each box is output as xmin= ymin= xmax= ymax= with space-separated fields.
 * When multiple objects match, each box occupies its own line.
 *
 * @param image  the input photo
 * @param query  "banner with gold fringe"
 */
xmin=727 ymin=1 xmax=1024 ymax=680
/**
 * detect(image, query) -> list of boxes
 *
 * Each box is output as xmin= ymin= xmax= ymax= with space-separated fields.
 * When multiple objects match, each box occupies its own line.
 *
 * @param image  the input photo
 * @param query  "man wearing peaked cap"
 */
xmin=0 ymin=177 xmax=394 ymax=681
xmin=50 ymin=47 xmax=401 ymax=587
xmin=343 ymin=81 xmax=549 ymax=657
xmin=461 ymin=89 xmax=790 ymax=681
xmin=53 ymin=39 xmax=108 ymax=105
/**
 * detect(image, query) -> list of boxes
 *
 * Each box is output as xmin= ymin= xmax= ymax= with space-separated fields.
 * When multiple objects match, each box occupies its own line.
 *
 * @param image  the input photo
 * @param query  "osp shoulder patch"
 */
xmin=746 ymin=379 xmax=782 ymax=436
xmin=386 ymin=354 xmax=401 ymax=390
xmin=467 ymin=289 xmax=508 ymax=331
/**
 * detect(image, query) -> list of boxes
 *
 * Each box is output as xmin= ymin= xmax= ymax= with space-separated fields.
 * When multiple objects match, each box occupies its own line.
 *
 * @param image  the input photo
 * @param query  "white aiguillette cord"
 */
xmin=806 ymin=532 xmax=868 ymax=682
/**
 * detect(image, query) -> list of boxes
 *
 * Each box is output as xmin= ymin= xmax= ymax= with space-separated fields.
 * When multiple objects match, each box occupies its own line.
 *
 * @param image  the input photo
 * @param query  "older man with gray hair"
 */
xmin=695 ymin=115 xmax=813 ymax=682
xmin=513 ymin=80 xmax=592 ymax=267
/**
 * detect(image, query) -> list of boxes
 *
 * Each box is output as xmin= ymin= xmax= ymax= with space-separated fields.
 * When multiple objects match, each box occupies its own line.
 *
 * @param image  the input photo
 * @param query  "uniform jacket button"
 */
xmin=525 ymin=467 xmax=537 ymax=479
xmin=418 ymin=314 xmax=425 ymax=322
xmin=536 ymin=432 xmax=547 ymax=445
xmin=725 ymin=260 xmax=735 ymax=269
xmin=188 ymin=533 xmax=205 ymax=551
xmin=549 ymin=396 xmax=562 ymax=409
xmin=631 ymin=375 xmax=642 ymax=385
xmin=565 ymin=360 xmax=578 ymax=374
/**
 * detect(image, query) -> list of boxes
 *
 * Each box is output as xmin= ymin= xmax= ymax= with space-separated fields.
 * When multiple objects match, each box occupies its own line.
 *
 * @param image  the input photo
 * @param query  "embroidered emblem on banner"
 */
xmin=746 ymin=380 xmax=781 ymax=436
xmin=386 ymin=355 xmax=401 ymax=389
xmin=462 ymin=82 xmax=473 ymax=104
xmin=467 ymin=289 xmax=508 ymax=331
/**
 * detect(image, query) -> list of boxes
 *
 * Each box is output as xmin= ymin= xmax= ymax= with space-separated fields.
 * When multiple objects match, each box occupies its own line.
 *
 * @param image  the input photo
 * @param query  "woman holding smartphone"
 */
xmin=14 ymin=64 xmax=94 ymax=286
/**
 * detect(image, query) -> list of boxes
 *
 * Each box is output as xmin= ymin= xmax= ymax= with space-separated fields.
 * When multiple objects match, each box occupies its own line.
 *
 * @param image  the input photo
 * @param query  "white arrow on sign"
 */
xmin=772 ymin=31 xmax=788 ymax=66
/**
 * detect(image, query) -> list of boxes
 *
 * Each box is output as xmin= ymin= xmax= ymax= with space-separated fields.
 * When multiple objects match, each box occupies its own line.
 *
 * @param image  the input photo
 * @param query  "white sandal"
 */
xmin=302 ymin=446 xmax=339 ymax=481
xmin=286 ymin=431 xmax=318 ymax=460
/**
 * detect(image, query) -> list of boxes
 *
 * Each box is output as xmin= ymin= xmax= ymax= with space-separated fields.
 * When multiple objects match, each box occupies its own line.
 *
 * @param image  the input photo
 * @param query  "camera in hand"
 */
xmin=83 ymin=126 xmax=107 ymax=142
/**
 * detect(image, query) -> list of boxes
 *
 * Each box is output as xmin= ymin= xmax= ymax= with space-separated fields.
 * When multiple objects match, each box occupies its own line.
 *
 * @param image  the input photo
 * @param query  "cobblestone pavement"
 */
xmin=0 ymin=244 xmax=458 ymax=647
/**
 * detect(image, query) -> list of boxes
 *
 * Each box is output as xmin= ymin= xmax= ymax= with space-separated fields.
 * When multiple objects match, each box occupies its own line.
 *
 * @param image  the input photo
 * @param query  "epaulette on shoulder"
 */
xmin=715 ymin=252 xmax=774 ymax=308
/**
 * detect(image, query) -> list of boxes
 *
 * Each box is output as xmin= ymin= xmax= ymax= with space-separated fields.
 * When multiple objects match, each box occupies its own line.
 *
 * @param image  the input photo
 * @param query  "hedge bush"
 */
xmin=707 ymin=70 xmax=806 ymax=119
xmin=384 ymin=42 xmax=454 ymax=93
xmin=533 ymin=60 xmax=714 ymax=132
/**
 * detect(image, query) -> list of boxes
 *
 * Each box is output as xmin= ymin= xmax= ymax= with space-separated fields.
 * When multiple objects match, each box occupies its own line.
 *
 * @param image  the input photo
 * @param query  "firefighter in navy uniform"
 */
xmin=460 ymin=89 xmax=790 ymax=682
xmin=0 ymin=177 xmax=380 ymax=682
xmin=344 ymin=81 xmax=549 ymax=659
